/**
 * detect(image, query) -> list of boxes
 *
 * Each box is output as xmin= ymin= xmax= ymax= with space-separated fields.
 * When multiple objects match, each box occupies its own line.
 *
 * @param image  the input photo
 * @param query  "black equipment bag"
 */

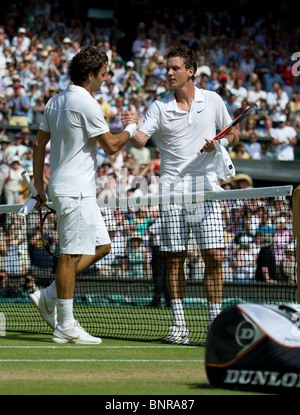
xmin=205 ymin=303 xmax=300 ymax=394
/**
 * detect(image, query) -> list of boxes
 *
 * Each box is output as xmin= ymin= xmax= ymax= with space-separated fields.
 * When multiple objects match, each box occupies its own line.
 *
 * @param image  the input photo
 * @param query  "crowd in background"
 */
xmin=0 ymin=1 xmax=298 ymax=295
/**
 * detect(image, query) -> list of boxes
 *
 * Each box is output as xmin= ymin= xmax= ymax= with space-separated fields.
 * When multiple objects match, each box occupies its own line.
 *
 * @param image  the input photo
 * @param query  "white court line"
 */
xmin=0 ymin=359 xmax=204 ymax=363
xmin=0 ymin=346 xmax=198 ymax=349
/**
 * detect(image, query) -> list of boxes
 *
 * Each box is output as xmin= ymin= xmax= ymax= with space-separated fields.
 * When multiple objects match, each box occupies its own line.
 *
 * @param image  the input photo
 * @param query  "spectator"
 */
xmin=255 ymin=234 xmax=278 ymax=283
xmin=152 ymin=55 xmax=167 ymax=82
xmin=263 ymin=64 xmax=284 ymax=93
xmin=0 ymin=94 xmax=9 ymax=124
xmin=115 ymin=61 xmax=144 ymax=90
xmin=270 ymin=114 xmax=297 ymax=160
xmin=129 ymin=143 xmax=151 ymax=167
xmin=273 ymin=216 xmax=293 ymax=266
xmin=122 ymin=232 xmax=151 ymax=279
xmin=240 ymin=117 xmax=257 ymax=137
xmin=107 ymin=96 xmax=126 ymax=131
xmin=256 ymin=212 xmax=276 ymax=235
xmin=254 ymin=99 xmax=271 ymax=135
xmin=140 ymin=38 xmax=157 ymax=78
xmin=258 ymin=141 xmax=274 ymax=160
xmin=3 ymin=156 xmax=23 ymax=204
xmin=233 ymin=234 xmax=256 ymax=281
xmin=148 ymin=217 xmax=171 ymax=307
xmin=232 ymin=173 xmax=253 ymax=189
xmin=8 ymin=82 xmax=31 ymax=127
xmin=247 ymin=79 xmax=267 ymax=106
xmin=5 ymin=132 xmax=29 ymax=160
xmin=244 ymin=132 xmax=261 ymax=159
xmin=230 ymin=141 xmax=250 ymax=159
xmin=95 ymin=223 xmax=126 ymax=277
xmin=3 ymin=222 xmax=26 ymax=277
xmin=279 ymin=243 xmax=297 ymax=283
xmin=286 ymin=92 xmax=300 ymax=130
xmin=267 ymin=82 xmax=289 ymax=126
xmin=228 ymin=77 xmax=248 ymax=107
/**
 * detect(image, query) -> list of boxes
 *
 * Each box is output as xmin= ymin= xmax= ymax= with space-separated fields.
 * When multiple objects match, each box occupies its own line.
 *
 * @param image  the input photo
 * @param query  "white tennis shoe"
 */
xmin=163 ymin=325 xmax=190 ymax=345
xmin=53 ymin=320 xmax=102 ymax=344
xmin=29 ymin=288 xmax=57 ymax=330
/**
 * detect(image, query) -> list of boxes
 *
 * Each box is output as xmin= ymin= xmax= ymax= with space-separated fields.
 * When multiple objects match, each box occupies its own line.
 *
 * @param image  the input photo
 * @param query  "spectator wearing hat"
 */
xmin=62 ymin=37 xmax=75 ymax=61
xmin=270 ymin=115 xmax=297 ymax=160
xmin=233 ymin=234 xmax=256 ymax=281
xmin=115 ymin=61 xmax=144 ymax=89
xmin=122 ymin=231 xmax=151 ymax=279
xmin=3 ymin=155 xmax=23 ymax=204
xmin=11 ymin=28 xmax=31 ymax=54
xmin=152 ymin=55 xmax=167 ymax=83
xmin=8 ymin=82 xmax=31 ymax=126
xmin=232 ymin=173 xmax=253 ymax=189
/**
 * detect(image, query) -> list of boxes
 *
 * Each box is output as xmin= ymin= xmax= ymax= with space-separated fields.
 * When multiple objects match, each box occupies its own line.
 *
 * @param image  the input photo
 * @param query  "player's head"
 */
xmin=68 ymin=45 xmax=108 ymax=87
xmin=166 ymin=43 xmax=197 ymax=81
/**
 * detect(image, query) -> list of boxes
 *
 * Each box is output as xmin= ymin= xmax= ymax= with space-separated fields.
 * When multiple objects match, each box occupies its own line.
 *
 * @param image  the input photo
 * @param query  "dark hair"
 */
xmin=68 ymin=45 xmax=108 ymax=86
xmin=167 ymin=43 xmax=197 ymax=81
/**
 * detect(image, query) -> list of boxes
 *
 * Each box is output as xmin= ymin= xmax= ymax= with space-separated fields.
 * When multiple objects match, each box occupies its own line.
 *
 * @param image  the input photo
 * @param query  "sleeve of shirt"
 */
xmin=215 ymin=93 xmax=233 ymax=130
xmin=138 ymin=101 xmax=161 ymax=138
xmin=83 ymin=100 xmax=110 ymax=138
xmin=39 ymin=108 xmax=50 ymax=132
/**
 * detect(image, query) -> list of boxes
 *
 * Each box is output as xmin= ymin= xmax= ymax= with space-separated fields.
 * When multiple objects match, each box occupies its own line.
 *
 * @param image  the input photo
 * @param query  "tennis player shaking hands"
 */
xmin=30 ymin=46 xmax=137 ymax=344
xmin=122 ymin=43 xmax=239 ymax=344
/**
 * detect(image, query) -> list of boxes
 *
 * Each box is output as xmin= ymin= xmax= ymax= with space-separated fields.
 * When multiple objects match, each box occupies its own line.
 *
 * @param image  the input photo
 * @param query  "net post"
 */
xmin=292 ymin=185 xmax=300 ymax=303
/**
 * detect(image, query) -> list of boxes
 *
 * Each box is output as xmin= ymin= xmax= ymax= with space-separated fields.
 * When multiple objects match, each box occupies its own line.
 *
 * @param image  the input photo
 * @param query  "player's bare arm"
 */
xmin=32 ymin=129 xmax=51 ymax=208
xmin=121 ymin=110 xmax=149 ymax=148
xmin=96 ymin=129 xmax=135 ymax=155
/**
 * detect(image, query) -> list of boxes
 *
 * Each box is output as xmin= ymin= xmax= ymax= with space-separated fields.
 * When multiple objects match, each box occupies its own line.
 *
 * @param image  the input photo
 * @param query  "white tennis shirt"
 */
xmin=39 ymin=84 xmax=109 ymax=197
xmin=270 ymin=125 xmax=297 ymax=161
xmin=139 ymin=87 xmax=232 ymax=190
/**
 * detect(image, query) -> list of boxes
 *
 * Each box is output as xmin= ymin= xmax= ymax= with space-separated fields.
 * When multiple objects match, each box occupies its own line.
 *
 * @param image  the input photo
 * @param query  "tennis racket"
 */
xmin=176 ymin=103 xmax=257 ymax=174
xmin=21 ymin=171 xmax=60 ymax=257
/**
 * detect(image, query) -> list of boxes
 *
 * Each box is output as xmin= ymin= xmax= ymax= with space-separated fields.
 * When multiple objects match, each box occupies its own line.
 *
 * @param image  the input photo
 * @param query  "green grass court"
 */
xmin=0 ymin=330 xmax=267 ymax=396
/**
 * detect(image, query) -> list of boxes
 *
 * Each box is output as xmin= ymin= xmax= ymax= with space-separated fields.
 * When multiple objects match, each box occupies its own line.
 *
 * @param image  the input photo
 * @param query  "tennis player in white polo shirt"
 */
xmin=30 ymin=45 xmax=137 ymax=344
xmin=122 ymin=43 xmax=239 ymax=344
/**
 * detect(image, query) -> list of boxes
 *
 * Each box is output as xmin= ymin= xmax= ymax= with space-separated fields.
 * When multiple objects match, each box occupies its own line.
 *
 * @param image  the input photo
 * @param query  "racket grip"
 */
xmin=176 ymin=152 xmax=201 ymax=174
xmin=21 ymin=170 xmax=39 ymax=198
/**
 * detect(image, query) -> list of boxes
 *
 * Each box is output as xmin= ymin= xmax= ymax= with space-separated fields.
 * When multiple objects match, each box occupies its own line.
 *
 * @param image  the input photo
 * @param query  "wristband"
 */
xmin=220 ymin=138 xmax=229 ymax=148
xmin=124 ymin=123 xmax=137 ymax=139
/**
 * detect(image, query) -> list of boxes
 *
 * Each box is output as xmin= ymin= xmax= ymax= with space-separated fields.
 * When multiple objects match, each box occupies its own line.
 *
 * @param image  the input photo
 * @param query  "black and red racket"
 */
xmin=176 ymin=103 xmax=257 ymax=173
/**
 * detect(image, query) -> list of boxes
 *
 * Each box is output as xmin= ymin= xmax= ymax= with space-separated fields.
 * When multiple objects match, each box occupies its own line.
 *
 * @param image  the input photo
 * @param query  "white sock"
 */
xmin=171 ymin=299 xmax=186 ymax=327
xmin=57 ymin=299 xmax=74 ymax=330
xmin=45 ymin=281 xmax=57 ymax=303
xmin=207 ymin=302 xmax=222 ymax=326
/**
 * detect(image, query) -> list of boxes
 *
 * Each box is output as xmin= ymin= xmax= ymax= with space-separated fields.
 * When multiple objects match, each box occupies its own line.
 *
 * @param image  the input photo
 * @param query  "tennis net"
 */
xmin=0 ymin=185 xmax=297 ymax=346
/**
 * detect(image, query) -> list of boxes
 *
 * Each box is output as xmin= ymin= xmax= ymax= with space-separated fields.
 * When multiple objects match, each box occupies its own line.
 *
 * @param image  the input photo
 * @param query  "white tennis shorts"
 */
xmin=160 ymin=200 xmax=224 ymax=252
xmin=51 ymin=195 xmax=111 ymax=255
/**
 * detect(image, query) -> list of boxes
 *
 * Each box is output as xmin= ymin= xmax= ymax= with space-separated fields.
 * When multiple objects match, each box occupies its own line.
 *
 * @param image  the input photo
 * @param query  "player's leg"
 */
xmin=201 ymin=248 xmax=223 ymax=327
xmin=160 ymin=206 xmax=190 ymax=344
xmin=75 ymin=243 xmax=111 ymax=276
xmin=195 ymin=200 xmax=225 ymax=331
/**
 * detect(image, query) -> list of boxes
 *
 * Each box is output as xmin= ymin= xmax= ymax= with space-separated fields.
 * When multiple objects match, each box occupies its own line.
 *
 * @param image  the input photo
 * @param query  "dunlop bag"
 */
xmin=205 ymin=303 xmax=300 ymax=394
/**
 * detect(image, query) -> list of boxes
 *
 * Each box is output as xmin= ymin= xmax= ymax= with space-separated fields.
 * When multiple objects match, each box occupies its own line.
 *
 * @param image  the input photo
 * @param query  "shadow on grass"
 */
xmin=5 ymin=331 xmax=52 ymax=343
